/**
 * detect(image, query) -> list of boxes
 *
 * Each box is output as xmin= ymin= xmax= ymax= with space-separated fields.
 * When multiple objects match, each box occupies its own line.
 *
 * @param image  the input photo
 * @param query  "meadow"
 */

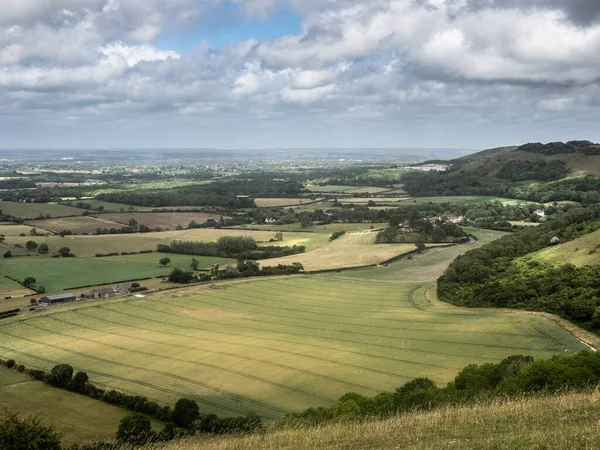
xmin=25 ymin=216 xmax=123 ymax=234
xmin=0 ymin=224 xmax=43 ymax=237
xmin=0 ymin=202 xmax=83 ymax=219
xmin=0 ymin=276 xmax=586 ymax=419
xmin=0 ymin=254 xmax=235 ymax=293
xmin=3 ymin=228 xmax=298 ymax=258
xmin=98 ymin=212 xmax=222 ymax=229
xmin=522 ymin=229 xmax=600 ymax=267
xmin=330 ymin=228 xmax=506 ymax=283
xmin=254 ymin=198 xmax=317 ymax=208
xmin=0 ymin=275 xmax=34 ymax=298
xmin=263 ymin=231 xmax=426 ymax=271
xmin=0 ymin=367 xmax=160 ymax=444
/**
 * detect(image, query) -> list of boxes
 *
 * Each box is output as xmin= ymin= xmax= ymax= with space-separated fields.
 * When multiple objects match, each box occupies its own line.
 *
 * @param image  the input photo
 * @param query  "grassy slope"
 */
xmin=525 ymin=228 xmax=600 ymax=266
xmin=0 ymin=367 xmax=151 ymax=444
xmin=154 ymin=391 xmax=600 ymax=450
xmin=0 ymin=276 xmax=585 ymax=418
xmin=453 ymin=145 xmax=600 ymax=180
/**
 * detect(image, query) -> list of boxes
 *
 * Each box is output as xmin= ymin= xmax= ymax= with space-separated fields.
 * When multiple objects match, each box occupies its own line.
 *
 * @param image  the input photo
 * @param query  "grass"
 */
xmin=25 ymin=216 xmax=122 ymax=234
xmin=254 ymin=198 xmax=316 ymax=208
xmin=98 ymin=212 xmax=222 ymax=229
xmin=524 ymin=229 xmax=600 ymax=267
xmin=0 ymin=367 xmax=160 ymax=444
xmin=0 ymin=275 xmax=34 ymax=298
xmin=262 ymin=232 xmax=427 ymax=271
xmin=0 ymin=276 xmax=586 ymax=419
xmin=0 ymin=202 xmax=83 ymax=219
xmin=0 ymin=254 xmax=235 ymax=293
xmin=2 ymin=229 xmax=305 ymax=258
xmin=329 ymin=228 xmax=506 ymax=283
xmin=0 ymin=224 xmax=42 ymax=237
xmin=153 ymin=391 xmax=600 ymax=450
xmin=243 ymin=222 xmax=388 ymax=234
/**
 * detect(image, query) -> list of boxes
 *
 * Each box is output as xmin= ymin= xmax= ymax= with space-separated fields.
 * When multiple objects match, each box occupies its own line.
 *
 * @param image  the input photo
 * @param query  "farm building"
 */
xmin=83 ymin=287 xmax=116 ymax=299
xmin=39 ymin=293 xmax=76 ymax=306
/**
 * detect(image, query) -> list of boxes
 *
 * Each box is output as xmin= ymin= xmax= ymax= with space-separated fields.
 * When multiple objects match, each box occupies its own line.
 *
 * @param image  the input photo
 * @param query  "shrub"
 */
xmin=0 ymin=415 xmax=62 ymax=450
xmin=116 ymin=413 xmax=155 ymax=445
xmin=6 ymin=359 xmax=16 ymax=369
xmin=171 ymin=399 xmax=199 ymax=428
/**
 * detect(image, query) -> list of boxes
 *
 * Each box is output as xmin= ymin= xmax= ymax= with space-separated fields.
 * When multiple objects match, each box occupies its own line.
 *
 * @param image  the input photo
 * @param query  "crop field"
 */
xmin=0 ymin=224 xmax=42 ymax=237
xmin=249 ymin=222 xmax=388 ymax=234
xmin=3 ymin=228 xmax=301 ymax=258
xmin=0 ymin=367 xmax=158 ymax=444
xmin=98 ymin=212 xmax=222 ymax=229
xmin=254 ymin=198 xmax=318 ymax=208
xmin=0 ymin=254 xmax=235 ymax=293
xmin=0 ymin=201 xmax=83 ymax=219
xmin=305 ymin=185 xmax=361 ymax=193
xmin=25 ymin=216 xmax=123 ymax=234
xmin=0 ymin=274 xmax=34 ymax=298
xmin=523 ymin=229 xmax=600 ymax=267
xmin=393 ymin=196 xmax=529 ymax=205
xmin=0 ymin=277 xmax=586 ymax=418
xmin=262 ymin=232 xmax=425 ymax=271
xmin=329 ymin=228 xmax=506 ymax=283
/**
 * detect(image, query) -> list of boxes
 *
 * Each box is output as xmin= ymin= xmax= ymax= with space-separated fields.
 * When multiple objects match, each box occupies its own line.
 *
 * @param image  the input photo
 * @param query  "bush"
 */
xmin=116 ymin=413 xmax=155 ymax=445
xmin=0 ymin=415 xmax=62 ymax=450
xmin=171 ymin=398 xmax=199 ymax=428
xmin=6 ymin=359 xmax=16 ymax=369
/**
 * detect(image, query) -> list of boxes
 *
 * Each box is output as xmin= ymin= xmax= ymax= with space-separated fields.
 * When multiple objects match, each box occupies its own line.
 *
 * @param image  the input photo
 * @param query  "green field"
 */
xmin=330 ymin=228 xmax=505 ymax=283
xmin=0 ymin=254 xmax=235 ymax=293
xmin=0 ymin=367 xmax=160 ymax=444
xmin=3 ymin=228 xmax=303 ymax=258
xmin=0 ymin=275 xmax=586 ymax=419
xmin=0 ymin=224 xmax=44 ymax=237
xmin=523 ymin=229 xmax=600 ymax=267
xmin=0 ymin=202 xmax=83 ymax=219
xmin=0 ymin=274 xmax=34 ymax=298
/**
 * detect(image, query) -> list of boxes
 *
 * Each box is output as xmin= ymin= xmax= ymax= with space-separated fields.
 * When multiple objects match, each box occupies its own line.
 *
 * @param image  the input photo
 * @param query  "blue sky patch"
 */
xmin=158 ymin=5 xmax=301 ymax=53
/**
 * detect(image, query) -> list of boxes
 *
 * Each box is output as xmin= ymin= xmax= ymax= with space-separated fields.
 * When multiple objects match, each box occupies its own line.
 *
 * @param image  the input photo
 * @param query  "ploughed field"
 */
xmin=0 ymin=276 xmax=586 ymax=418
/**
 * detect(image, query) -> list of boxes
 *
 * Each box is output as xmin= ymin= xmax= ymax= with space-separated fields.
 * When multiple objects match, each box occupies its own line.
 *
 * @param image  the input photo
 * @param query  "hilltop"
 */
xmin=403 ymin=140 xmax=600 ymax=202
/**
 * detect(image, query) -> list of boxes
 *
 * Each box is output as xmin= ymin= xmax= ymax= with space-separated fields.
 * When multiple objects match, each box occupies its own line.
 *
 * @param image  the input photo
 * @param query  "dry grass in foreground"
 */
xmin=151 ymin=391 xmax=600 ymax=450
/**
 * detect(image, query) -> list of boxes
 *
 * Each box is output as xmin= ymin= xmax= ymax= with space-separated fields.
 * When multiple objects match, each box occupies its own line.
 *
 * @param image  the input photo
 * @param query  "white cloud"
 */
xmin=0 ymin=0 xmax=600 ymax=148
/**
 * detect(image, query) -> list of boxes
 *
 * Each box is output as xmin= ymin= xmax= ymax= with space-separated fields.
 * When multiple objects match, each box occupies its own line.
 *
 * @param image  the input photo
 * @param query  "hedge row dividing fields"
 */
xmin=0 ymin=277 xmax=587 ymax=417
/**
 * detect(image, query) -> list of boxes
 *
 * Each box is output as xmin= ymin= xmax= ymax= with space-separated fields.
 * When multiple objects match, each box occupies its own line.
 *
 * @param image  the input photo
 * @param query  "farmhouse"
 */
xmin=83 ymin=287 xmax=116 ymax=299
xmin=39 ymin=293 xmax=76 ymax=306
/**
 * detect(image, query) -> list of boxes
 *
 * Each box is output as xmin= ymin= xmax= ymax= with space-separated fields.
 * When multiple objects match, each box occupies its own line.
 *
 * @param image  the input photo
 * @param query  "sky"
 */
xmin=1 ymin=0 xmax=600 ymax=150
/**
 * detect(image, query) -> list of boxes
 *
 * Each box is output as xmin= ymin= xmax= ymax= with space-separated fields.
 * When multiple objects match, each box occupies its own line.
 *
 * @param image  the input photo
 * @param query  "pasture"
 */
xmin=25 ymin=216 xmax=123 ymax=234
xmin=98 ymin=212 xmax=222 ymax=229
xmin=0 ymin=202 xmax=83 ymax=219
xmin=0 ymin=275 xmax=34 ymax=298
xmin=3 ymin=228 xmax=301 ymax=258
xmin=254 ymin=198 xmax=317 ymax=208
xmin=330 ymin=228 xmax=506 ymax=283
xmin=0 ymin=367 xmax=159 ymax=444
xmin=0 ymin=224 xmax=43 ymax=237
xmin=523 ymin=229 xmax=600 ymax=267
xmin=262 ymin=232 xmax=434 ymax=271
xmin=0 ymin=277 xmax=586 ymax=418
xmin=0 ymin=254 xmax=235 ymax=293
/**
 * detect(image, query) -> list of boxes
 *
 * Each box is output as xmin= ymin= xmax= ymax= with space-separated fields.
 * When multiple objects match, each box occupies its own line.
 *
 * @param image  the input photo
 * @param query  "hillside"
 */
xmin=404 ymin=141 xmax=600 ymax=202
xmin=452 ymin=141 xmax=600 ymax=181
xmin=152 ymin=391 xmax=600 ymax=450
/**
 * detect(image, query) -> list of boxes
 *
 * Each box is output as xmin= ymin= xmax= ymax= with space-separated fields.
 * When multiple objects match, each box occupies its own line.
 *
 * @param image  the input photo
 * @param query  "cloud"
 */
xmin=0 ymin=0 xmax=599 ymax=148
